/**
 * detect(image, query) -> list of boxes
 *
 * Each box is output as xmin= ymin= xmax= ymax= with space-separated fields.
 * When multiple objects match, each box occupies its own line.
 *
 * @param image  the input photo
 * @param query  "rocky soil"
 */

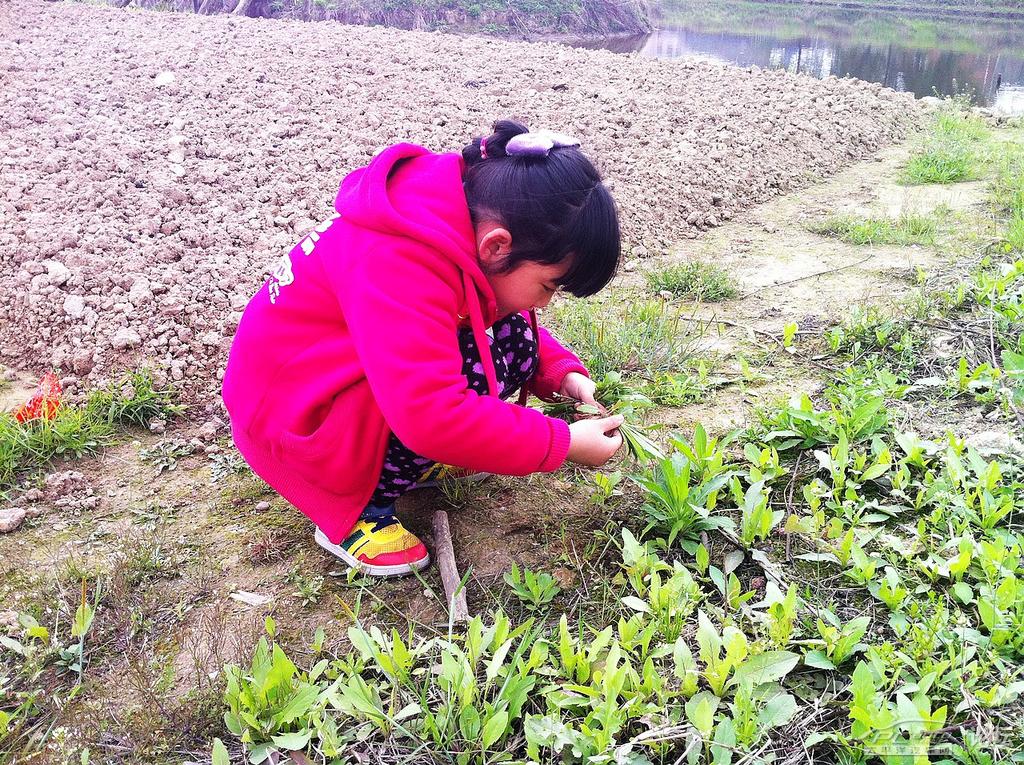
xmin=0 ymin=0 xmax=921 ymax=408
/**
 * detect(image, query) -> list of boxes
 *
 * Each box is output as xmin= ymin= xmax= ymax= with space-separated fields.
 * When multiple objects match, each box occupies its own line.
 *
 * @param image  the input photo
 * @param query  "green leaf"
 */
xmin=860 ymin=462 xmax=890 ymax=481
xmin=270 ymin=730 xmax=311 ymax=750
xmin=486 ymin=638 xmax=513 ymax=681
xmin=730 ymin=650 xmax=800 ymax=687
xmin=212 ymin=738 xmax=231 ymax=765
xmin=711 ymin=718 xmax=737 ymax=765
xmin=0 ymin=636 xmax=26 ymax=656
xmin=1002 ymin=349 xmax=1024 ymax=375
xmin=482 ymin=709 xmax=509 ymax=749
xmin=803 ymin=650 xmax=836 ymax=670
xmin=248 ymin=743 xmax=273 ymax=764
xmin=804 ymin=731 xmax=835 ymax=747
xmin=783 ymin=322 xmax=799 ymax=349
xmin=273 ymin=685 xmax=319 ymax=725
xmin=685 ymin=691 xmax=719 ymax=736
xmin=460 ymin=704 xmax=482 ymax=740
xmin=952 ymin=582 xmax=974 ymax=604
xmin=71 ymin=601 xmax=95 ymax=639
xmin=758 ymin=692 xmax=798 ymax=728
xmin=621 ymin=595 xmax=651 ymax=614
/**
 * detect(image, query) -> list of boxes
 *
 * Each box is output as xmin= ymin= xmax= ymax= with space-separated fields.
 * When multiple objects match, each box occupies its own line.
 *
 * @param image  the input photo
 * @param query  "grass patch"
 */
xmin=1006 ymin=216 xmax=1024 ymax=252
xmin=549 ymin=298 xmax=701 ymax=378
xmin=643 ymin=261 xmax=738 ymax=301
xmin=0 ymin=409 xmax=113 ymax=490
xmin=85 ymin=369 xmax=184 ymax=428
xmin=900 ymin=109 xmax=990 ymax=185
xmin=808 ymin=212 xmax=938 ymax=246
xmin=0 ymin=369 xmax=182 ymax=491
xmin=992 ymin=146 xmax=1024 ymax=219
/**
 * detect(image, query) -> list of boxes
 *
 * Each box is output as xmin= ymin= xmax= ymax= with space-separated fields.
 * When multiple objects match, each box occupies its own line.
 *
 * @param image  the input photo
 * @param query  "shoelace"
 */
xmin=360 ymin=504 xmax=398 ymax=533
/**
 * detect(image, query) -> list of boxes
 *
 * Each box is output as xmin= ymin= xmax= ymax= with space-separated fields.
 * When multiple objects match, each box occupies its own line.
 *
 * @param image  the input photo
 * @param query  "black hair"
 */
xmin=462 ymin=119 xmax=621 ymax=298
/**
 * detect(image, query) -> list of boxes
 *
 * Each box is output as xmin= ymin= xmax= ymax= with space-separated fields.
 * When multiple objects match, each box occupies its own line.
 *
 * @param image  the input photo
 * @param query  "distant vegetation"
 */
xmin=653 ymin=0 xmax=1024 ymax=56
xmin=658 ymin=0 xmax=1024 ymax=20
xmin=117 ymin=0 xmax=653 ymax=36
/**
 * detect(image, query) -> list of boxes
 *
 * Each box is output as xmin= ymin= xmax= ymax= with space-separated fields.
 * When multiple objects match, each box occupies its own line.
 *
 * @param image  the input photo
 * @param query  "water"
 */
xmin=575 ymin=1 xmax=1024 ymax=115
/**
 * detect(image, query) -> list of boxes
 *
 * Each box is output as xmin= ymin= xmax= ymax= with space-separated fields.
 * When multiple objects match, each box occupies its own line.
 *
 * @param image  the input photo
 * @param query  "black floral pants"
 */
xmin=369 ymin=313 xmax=539 ymax=506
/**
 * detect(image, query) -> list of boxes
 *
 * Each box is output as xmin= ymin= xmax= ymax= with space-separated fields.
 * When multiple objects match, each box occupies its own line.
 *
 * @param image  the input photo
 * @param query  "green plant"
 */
xmin=0 ymin=408 xmax=112 ymax=489
xmin=644 ymin=260 xmax=737 ymax=301
xmin=809 ymin=213 xmax=938 ymax=246
xmin=223 ymin=622 xmax=332 ymax=762
xmin=725 ymin=681 xmax=799 ymax=750
xmin=804 ymin=610 xmax=870 ymax=670
xmin=588 ymin=470 xmax=622 ymax=505
xmin=622 ymin=560 xmax=702 ymax=642
xmin=935 ymin=730 xmax=998 ymax=765
xmin=504 ymin=563 xmax=561 ymax=610
xmin=209 ymin=449 xmax=251 ymax=483
xmin=694 ymin=611 xmax=799 ymax=697
xmin=825 ymin=304 xmax=924 ymax=371
xmin=755 ymin=384 xmax=888 ymax=451
xmin=545 ymin=372 xmax=665 ymax=462
xmin=673 ymin=424 xmax=739 ymax=483
xmin=633 ymin=453 xmax=732 ymax=549
xmin=85 ymin=368 xmax=184 ymax=427
xmin=642 ymin=366 xmax=710 ymax=406
xmin=871 ymin=567 xmax=910 ymax=611
xmin=731 ymin=477 xmax=781 ymax=547
xmin=845 ymin=661 xmax=948 ymax=763
xmin=138 ymin=438 xmax=195 ymax=474
xmin=951 ymin=357 xmax=1001 ymax=403
xmin=783 ymin=321 xmax=799 ymax=349
xmin=71 ymin=579 xmax=99 ymax=685
xmin=288 ymin=568 xmax=325 ymax=608
xmin=760 ymin=581 xmax=801 ymax=648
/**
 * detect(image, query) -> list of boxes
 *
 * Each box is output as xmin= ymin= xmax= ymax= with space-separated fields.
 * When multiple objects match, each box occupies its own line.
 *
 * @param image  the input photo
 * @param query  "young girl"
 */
xmin=222 ymin=120 xmax=625 ymax=577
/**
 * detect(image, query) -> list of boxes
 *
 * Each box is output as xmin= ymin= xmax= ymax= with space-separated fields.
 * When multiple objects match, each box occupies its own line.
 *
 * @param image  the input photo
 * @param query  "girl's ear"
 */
xmin=476 ymin=223 xmax=512 ymax=270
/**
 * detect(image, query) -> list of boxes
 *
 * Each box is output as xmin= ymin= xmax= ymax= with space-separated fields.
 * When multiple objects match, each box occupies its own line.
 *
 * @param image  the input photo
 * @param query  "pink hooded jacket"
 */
xmin=222 ymin=144 xmax=587 ymax=543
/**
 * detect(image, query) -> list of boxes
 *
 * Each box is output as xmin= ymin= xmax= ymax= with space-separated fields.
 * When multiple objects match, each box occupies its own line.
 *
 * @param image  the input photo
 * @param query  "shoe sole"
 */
xmin=314 ymin=528 xmax=430 ymax=578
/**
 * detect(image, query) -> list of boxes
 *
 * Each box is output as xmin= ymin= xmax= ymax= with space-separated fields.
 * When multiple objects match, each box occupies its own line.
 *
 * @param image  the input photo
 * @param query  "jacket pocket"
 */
xmin=278 ymin=399 xmax=349 ymax=461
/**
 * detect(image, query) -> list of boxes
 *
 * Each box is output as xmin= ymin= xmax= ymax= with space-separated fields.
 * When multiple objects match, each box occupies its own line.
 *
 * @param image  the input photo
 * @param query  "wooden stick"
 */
xmin=432 ymin=509 xmax=469 ymax=624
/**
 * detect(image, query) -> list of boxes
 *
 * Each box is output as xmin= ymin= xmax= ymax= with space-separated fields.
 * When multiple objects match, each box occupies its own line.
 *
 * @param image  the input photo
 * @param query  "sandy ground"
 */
xmin=0 ymin=0 xmax=922 ymax=410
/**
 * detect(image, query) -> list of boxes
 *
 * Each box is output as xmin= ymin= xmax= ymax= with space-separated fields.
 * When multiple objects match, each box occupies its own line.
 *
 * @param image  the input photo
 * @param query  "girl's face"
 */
xmin=486 ymin=260 xmax=566 ymax=318
xmin=475 ymin=221 xmax=567 ymax=317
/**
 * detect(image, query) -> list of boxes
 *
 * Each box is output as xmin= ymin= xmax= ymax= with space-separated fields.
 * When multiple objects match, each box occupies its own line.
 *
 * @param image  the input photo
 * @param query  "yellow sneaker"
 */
xmin=315 ymin=507 xmax=429 ymax=577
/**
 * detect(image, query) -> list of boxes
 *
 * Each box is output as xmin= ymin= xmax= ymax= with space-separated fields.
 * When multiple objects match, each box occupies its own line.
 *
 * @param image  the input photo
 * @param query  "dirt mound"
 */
xmin=0 ymin=0 xmax=921 ymax=406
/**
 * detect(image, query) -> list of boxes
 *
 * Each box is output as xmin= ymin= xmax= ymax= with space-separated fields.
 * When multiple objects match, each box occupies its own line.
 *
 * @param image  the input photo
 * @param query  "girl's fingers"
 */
xmin=599 ymin=415 xmax=625 ymax=434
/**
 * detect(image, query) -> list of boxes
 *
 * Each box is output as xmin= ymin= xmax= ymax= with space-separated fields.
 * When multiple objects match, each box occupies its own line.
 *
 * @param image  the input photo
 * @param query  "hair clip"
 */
xmin=479 ymin=138 xmax=489 ymax=159
xmin=506 ymin=130 xmax=580 ymax=157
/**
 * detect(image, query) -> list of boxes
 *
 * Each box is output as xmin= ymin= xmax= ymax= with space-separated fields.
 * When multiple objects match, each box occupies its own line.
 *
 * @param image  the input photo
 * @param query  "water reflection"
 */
xmin=573 ymin=4 xmax=1024 ymax=113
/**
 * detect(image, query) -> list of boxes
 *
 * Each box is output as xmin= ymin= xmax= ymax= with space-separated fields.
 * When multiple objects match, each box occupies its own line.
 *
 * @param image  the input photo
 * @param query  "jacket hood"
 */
xmin=333 ymin=143 xmax=497 ymax=322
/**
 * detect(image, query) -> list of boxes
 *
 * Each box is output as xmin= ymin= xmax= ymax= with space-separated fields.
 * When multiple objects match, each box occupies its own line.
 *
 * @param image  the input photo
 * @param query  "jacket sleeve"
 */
xmin=332 ymin=243 xmax=571 ymax=475
xmin=528 ymin=320 xmax=589 ymax=401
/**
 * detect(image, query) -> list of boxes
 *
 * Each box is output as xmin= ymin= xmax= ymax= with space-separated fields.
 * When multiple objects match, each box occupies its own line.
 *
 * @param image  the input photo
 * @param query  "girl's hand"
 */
xmin=567 ymin=415 xmax=624 ymax=467
xmin=560 ymin=372 xmax=603 ymax=412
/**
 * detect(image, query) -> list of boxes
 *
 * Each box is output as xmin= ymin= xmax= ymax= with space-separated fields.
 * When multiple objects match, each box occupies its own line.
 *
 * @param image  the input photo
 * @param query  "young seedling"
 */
xmin=504 ymin=563 xmax=561 ymax=611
